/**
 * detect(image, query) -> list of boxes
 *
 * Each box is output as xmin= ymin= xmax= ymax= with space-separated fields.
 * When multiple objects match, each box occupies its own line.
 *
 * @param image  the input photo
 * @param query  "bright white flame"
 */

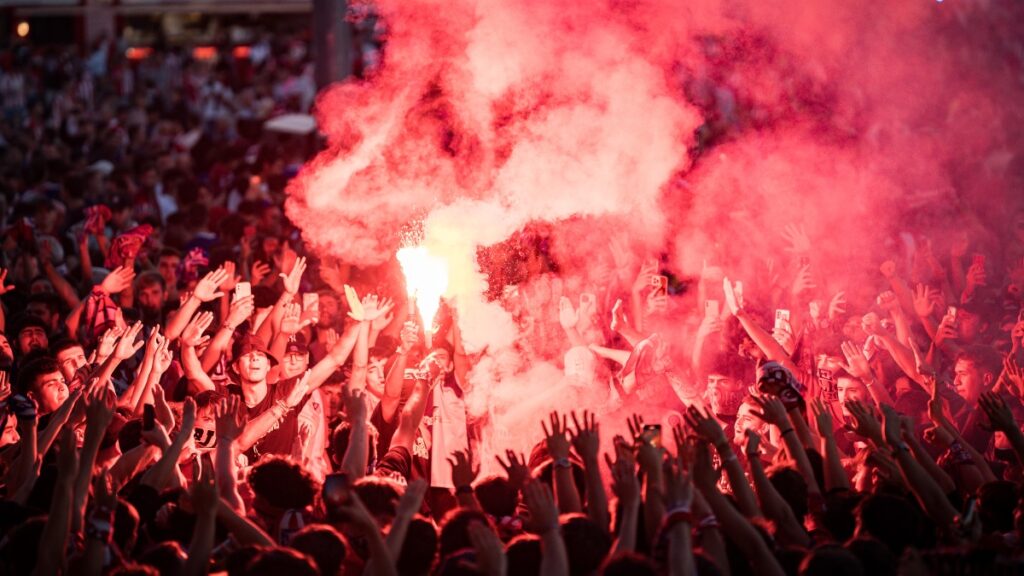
xmin=396 ymin=246 xmax=449 ymax=341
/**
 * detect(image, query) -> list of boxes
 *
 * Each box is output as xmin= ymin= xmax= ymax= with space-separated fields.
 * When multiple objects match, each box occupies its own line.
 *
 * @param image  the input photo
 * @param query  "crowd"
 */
xmin=3 ymin=29 xmax=1024 ymax=576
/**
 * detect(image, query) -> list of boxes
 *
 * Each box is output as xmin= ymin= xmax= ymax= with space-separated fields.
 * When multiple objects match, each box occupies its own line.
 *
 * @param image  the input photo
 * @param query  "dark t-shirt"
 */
xmin=229 ymin=375 xmax=312 ymax=460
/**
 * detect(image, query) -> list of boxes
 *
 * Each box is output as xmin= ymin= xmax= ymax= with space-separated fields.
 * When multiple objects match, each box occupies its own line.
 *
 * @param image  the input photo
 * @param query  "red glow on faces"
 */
xmin=192 ymin=46 xmax=217 ymax=61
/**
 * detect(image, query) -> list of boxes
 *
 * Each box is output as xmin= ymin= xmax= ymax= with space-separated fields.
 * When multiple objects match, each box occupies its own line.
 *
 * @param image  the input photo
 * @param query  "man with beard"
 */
xmin=133 ymin=271 xmax=173 ymax=327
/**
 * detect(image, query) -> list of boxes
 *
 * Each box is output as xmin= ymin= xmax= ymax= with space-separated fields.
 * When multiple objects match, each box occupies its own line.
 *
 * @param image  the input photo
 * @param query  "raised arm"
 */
xmin=745 ymin=431 xmax=811 ymax=548
xmin=542 ymin=411 xmax=582 ymax=514
xmin=685 ymin=406 xmax=761 ymax=518
xmin=166 ymin=267 xmax=229 ymax=342
xmin=381 ymin=322 xmax=418 ymax=424
xmin=570 ymin=410 xmax=610 ymax=532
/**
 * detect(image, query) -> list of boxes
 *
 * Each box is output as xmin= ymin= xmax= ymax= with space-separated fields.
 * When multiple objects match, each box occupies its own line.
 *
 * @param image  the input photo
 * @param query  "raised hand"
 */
xmin=193 ymin=267 xmax=229 ymax=302
xmin=879 ymin=260 xmax=898 ymax=279
xmin=279 ymin=256 xmax=306 ymax=295
xmin=398 ymin=321 xmax=419 ymax=354
xmin=181 ymin=311 xmax=214 ymax=348
xmin=840 ymin=340 xmax=873 ymax=381
xmin=663 ymin=455 xmax=694 ymax=512
xmin=96 ymin=326 xmax=124 ymax=360
xmin=912 ymin=284 xmax=939 ymax=318
xmin=342 ymin=385 xmax=367 ymax=425
xmin=250 ymin=261 xmax=271 ymax=286
xmin=810 ymin=399 xmax=834 ymax=439
xmin=448 ymin=449 xmax=480 ymax=489
xmin=631 ymin=259 xmax=659 ymax=295
xmin=880 ymin=404 xmax=904 ymax=446
xmin=220 ymin=261 xmax=240 ymax=293
xmin=791 ymin=264 xmax=816 ymax=299
xmin=360 ymin=294 xmax=395 ymax=322
xmin=152 ymin=337 xmax=173 ymax=374
xmin=781 ymin=224 xmax=811 ymax=255
xmin=85 ymin=380 xmax=117 ymax=430
xmin=558 ymin=296 xmax=579 ymax=331
xmin=744 ymin=429 xmax=762 ymax=458
xmin=344 ymin=285 xmax=365 ymax=321
xmin=214 ymin=395 xmax=247 ymax=442
xmin=845 ymin=400 xmax=884 ymax=444
xmin=523 ymin=480 xmax=559 ymax=534
xmin=190 ymin=457 xmax=218 ymax=511
xmin=979 ymin=391 xmax=1017 ymax=433
xmin=683 ymin=405 xmax=728 ymax=447
xmin=541 ymin=411 xmax=571 ymax=460
xmin=284 ymin=370 xmax=312 ymax=409
xmin=280 ymin=302 xmax=311 ymax=335
xmin=100 ymin=265 xmax=136 ymax=295
xmin=467 ymin=521 xmax=507 ymax=576
xmin=370 ymin=303 xmax=395 ymax=333
xmin=224 ymin=294 xmax=255 ymax=331
xmin=1004 ymin=355 xmax=1024 ymax=396
xmin=690 ymin=439 xmax=720 ymax=491
xmin=610 ymin=298 xmax=628 ymax=333
xmin=569 ymin=410 xmax=600 ymax=462
xmin=113 ymin=322 xmax=145 ymax=360
xmin=495 ymin=450 xmax=530 ymax=491
xmin=750 ymin=395 xmax=790 ymax=428
xmin=722 ymin=277 xmax=744 ymax=315
xmin=829 ymin=291 xmax=848 ymax=320
xmin=0 ymin=268 xmax=15 ymax=296
xmin=605 ymin=442 xmax=639 ymax=505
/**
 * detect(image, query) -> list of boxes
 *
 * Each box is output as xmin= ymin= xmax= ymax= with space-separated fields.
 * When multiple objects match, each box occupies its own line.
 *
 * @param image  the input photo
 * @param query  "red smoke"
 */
xmin=287 ymin=0 xmax=1024 ymax=457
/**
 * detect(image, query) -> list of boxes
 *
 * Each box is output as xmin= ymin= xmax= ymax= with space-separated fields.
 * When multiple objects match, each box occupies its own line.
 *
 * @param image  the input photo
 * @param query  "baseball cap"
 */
xmin=284 ymin=334 xmax=309 ymax=357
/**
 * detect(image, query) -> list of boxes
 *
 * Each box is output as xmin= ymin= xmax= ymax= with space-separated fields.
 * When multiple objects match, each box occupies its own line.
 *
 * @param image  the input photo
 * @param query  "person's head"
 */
xmin=281 ymin=335 xmax=310 ymax=379
xmin=560 ymin=513 xmax=613 ymax=576
xmin=855 ymin=493 xmax=923 ymax=555
xmin=365 ymin=345 xmax=389 ymax=392
xmin=135 ymin=271 xmax=166 ymax=315
xmin=397 ymin=516 xmax=438 ymax=576
xmin=844 ymin=537 xmax=896 ymax=576
xmin=799 ymin=544 xmax=864 ymax=576
xmin=733 ymin=396 xmax=769 ymax=446
xmin=248 ymin=457 xmax=318 ymax=518
xmin=768 ymin=466 xmax=808 ymax=521
xmin=978 ymin=480 xmax=1018 ymax=534
xmin=51 ymin=339 xmax=87 ymax=384
xmin=157 ymin=248 xmax=182 ymax=289
xmin=14 ymin=315 xmax=49 ymax=356
xmin=16 ymin=356 xmax=68 ymax=415
xmin=439 ymin=508 xmax=492 ymax=560
xmin=231 ymin=334 xmax=277 ymax=385
xmin=706 ymin=354 xmax=747 ymax=416
xmin=953 ymin=345 xmax=1002 ymax=404
xmin=317 ymin=291 xmax=341 ymax=328
xmin=244 ymin=547 xmax=319 ymax=576
xmin=955 ymin=303 xmax=991 ymax=343
xmin=136 ymin=541 xmax=186 ymax=576
xmin=418 ymin=345 xmax=454 ymax=377
xmin=289 ymin=524 xmax=349 ymax=576
xmin=474 ymin=476 xmax=518 ymax=519
xmin=349 ymin=476 xmax=404 ymax=525
xmin=26 ymin=293 xmax=61 ymax=333
xmin=837 ymin=373 xmax=869 ymax=418
xmin=601 ymin=552 xmax=658 ymax=576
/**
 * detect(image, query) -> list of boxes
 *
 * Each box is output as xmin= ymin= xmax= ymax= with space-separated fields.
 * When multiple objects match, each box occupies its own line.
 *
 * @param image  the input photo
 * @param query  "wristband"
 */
xmin=85 ymin=518 xmax=113 ymax=543
xmin=553 ymin=457 xmax=572 ymax=470
xmin=720 ymin=450 xmax=738 ymax=463
xmin=780 ymin=428 xmax=795 ymax=437
xmin=455 ymin=485 xmax=474 ymax=495
xmin=697 ymin=515 xmax=719 ymax=529
xmin=663 ymin=509 xmax=695 ymax=530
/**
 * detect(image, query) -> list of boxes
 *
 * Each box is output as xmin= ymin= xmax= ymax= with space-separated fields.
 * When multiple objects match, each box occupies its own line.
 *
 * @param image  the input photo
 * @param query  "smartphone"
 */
xmin=579 ymin=293 xmax=595 ymax=309
xmin=143 ymin=404 xmax=155 ymax=431
xmin=322 ymin=472 xmax=350 ymax=509
xmin=651 ymin=275 xmax=669 ymax=298
xmin=234 ymin=281 xmax=251 ymax=301
xmin=302 ymin=293 xmax=319 ymax=315
xmin=774 ymin=309 xmax=791 ymax=331
xmin=947 ymin=306 xmax=958 ymax=321
xmin=705 ymin=299 xmax=720 ymax=318
xmin=643 ymin=424 xmax=662 ymax=448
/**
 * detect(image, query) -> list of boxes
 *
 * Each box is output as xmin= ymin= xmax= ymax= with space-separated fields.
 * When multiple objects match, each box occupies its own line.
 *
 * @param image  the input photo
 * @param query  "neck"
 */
xmin=242 ymin=378 xmax=268 ymax=407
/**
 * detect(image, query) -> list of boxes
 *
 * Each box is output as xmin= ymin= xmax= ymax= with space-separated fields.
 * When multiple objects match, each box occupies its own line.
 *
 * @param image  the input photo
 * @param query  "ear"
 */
xmin=984 ymin=372 xmax=996 ymax=387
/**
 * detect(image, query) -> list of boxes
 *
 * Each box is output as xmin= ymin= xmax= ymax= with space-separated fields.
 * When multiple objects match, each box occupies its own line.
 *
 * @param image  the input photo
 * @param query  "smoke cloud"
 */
xmin=287 ymin=0 xmax=1024 ymax=459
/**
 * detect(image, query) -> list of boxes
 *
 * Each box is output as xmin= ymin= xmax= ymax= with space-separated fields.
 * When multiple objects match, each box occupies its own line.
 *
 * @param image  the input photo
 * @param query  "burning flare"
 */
xmin=397 ymin=246 xmax=450 ymax=347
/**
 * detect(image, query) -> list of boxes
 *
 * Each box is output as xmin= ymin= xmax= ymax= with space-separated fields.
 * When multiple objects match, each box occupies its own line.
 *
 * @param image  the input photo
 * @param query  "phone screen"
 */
xmin=643 ymin=424 xmax=662 ymax=448
xmin=323 ymin=473 xmax=350 ymax=509
xmin=705 ymin=299 xmax=720 ymax=318
xmin=774 ymin=309 xmax=791 ymax=331
xmin=234 ymin=282 xmax=251 ymax=301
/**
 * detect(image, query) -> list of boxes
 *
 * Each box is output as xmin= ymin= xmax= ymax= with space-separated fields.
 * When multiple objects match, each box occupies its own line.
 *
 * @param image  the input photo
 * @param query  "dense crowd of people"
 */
xmin=2 ymin=30 xmax=1024 ymax=576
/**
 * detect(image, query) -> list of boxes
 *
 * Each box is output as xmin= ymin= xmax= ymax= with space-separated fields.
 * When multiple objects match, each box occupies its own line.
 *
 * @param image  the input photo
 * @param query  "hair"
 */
xmin=601 ymin=552 xmax=659 ymax=576
xmin=560 ymin=513 xmax=613 ymax=576
xmin=244 ymin=547 xmax=319 ymax=576
xmin=158 ymin=247 xmax=183 ymax=260
xmin=113 ymin=498 xmax=141 ymax=556
xmin=856 ymin=493 xmax=924 ymax=555
xmin=248 ymin=457 xmax=319 ymax=510
xmin=397 ymin=516 xmax=438 ymax=576
xmin=329 ymin=420 xmax=378 ymax=467
xmin=708 ymin=352 xmax=749 ymax=382
xmin=506 ymin=535 xmax=542 ymax=576
xmin=15 ymin=356 xmax=60 ymax=396
xmin=289 ymin=524 xmax=349 ymax=576
xmin=49 ymin=338 xmax=84 ymax=359
xmin=26 ymin=292 xmax=62 ymax=316
xmin=768 ymin=466 xmax=809 ymax=521
xmin=977 ymin=480 xmax=1017 ymax=534
xmin=474 ymin=475 xmax=519 ymax=518
xmin=135 ymin=271 xmax=166 ymax=292
xmin=438 ymin=507 xmax=491 ymax=559
xmin=0 ymin=516 xmax=46 ymax=575
xmin=844 ymin=537 xmax=896 ymax=576
xmin=351 ymin=476 xmax=404 ymax=519
xmin=136 ymin=541 xmax=186 ymax=576
xmin=954 ymin=345 xmax=1003 ymax=379
xmin=799 ymin=544 xmax=864 ymax=576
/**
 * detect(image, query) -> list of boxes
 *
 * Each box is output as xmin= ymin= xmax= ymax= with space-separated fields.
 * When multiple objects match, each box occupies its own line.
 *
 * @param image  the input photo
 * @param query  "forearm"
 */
xmin=34 ymin=477 xmax=74 ymax=576
xmin=255 ymin=292 xmax=290 ymax=344
xmin=9 ymin=419 xmax=39 ymax=499
xmin=110 ymin=445 xmax=159 ymax=491
xmin=380 ymin=353 xmax=408 ymax=423
xmin=611 ymin=498 xmax=640 ymax=554
xmin=216 ymin=500 xmax=274 ymax=546
xmin=216 ymin=441 xmax=243 ymax=511
xmin=907 ymin=437 xmax=955 ymax=495
xmin=236 ymin=404 xmax=288 ymax=453
xmin=582 ymin=455 xmax=610 ymax=532
xmin=716 ymin=444 xmax=759 ymax=518
xmin=183 ymin=345 xmax=216 ymax=393
xmin=700 ymin=485 xmax=786 ymax=576
xmin=42 ymin=261 xmax=81 ymax=309
xmin=668 ymin=522 xmax=697 ymax=576
xmin=820 ymin=433 xmax=851 ymax=492
xmin=553 ymin=466 xmax=583 ymax=513
xmin=892 ymin=446 xmax=958 ymax=528
xmin=201 ymin=326 xmax=234 ymax=372
xmin=183 ymin=510 xmax=217 ymax=576
xmin=362 ymin=524 xmax=398 ymax=576
xmin=779 ymin=425 xmax=822 ymax=499
xmin=165 ymin=296 xmax=202 ymax=342
xmin=141 ymin=430 xmax=191 ymax=491
xmin=737 ymin=310 xmax=800 ymax=374
xmin=119 ymin=354 xmax=153 ymax=410
xmin=72 ymin=431 xmax=106 ymax=533
xmin=341 ymin=421 xmax=368 ymax=480
xmin=305 ymin=323 xmax=361 ymax=392
xmin=538 ymin=529 xmax=570 ymax=576
xmin=642 ymin=468 xmax=665 ymax=549
xmin=749 ymin=458 xmax=810 ymax=547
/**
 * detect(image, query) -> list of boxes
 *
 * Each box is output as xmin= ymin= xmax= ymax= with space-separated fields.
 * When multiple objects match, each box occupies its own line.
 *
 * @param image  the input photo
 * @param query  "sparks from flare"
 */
xmin=396 ymin=246 xmax=450 ymax=347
